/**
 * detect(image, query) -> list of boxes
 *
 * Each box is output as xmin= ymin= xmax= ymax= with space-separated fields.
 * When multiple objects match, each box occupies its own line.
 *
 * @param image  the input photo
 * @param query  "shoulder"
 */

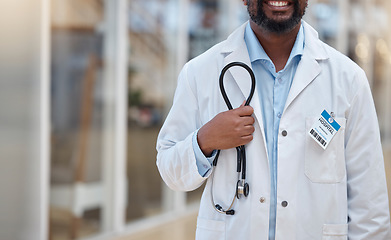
xmin=316 ymin=41 xmax=369 ymax=104
xmin=323 ymin=42 xmax=363 ymax=74
xmin=303 ymin=21 xmax=362 ymax=74
xmin=320 ymin=41 xmax=367 ymax=87
xmin=302 ymin=21 xmax=368 ymax=100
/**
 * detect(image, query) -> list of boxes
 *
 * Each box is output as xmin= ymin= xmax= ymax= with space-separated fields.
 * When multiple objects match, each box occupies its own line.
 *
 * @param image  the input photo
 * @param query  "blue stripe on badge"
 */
xmin=321 ymin=110 xmax=341 ymax=131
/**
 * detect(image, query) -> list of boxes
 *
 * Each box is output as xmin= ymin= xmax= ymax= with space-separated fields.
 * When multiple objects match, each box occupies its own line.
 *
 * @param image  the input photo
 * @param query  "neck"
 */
xmin=250 ymin=21 xmax=301 ymax=72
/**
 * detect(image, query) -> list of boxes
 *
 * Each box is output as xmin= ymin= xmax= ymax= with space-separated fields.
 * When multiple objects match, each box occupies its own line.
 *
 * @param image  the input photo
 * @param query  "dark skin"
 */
xmin=250 ymin=20 xmax=300 ymax=72
xmin=248 ymin=0 xmax=307 ymax=72
xmin=198 ymin=0 xmax=307 ymax=156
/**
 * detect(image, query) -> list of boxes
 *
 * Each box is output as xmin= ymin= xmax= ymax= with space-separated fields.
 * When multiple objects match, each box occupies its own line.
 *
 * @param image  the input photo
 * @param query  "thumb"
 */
xmin=240 ymin=100 xmax=246 ymax=107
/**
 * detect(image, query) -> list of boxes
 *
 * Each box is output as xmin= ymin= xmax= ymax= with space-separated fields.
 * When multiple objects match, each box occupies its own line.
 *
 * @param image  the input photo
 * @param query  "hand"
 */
xmin=197 ymin=103 xmax=255 ymax=156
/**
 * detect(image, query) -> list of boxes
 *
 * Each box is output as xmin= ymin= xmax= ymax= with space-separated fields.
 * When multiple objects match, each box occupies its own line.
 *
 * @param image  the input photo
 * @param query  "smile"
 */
xmin=268 ymin=1 xmax=290 ymax=7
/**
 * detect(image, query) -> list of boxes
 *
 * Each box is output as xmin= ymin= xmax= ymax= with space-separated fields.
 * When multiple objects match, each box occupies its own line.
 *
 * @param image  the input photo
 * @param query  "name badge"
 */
xmin=308 ymin=110 xmax=340 ymax=150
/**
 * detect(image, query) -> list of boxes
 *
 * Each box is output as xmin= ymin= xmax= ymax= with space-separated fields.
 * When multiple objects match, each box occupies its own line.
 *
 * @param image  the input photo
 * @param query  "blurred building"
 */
xmin=0 ymin=0 xmax=390 ymax=240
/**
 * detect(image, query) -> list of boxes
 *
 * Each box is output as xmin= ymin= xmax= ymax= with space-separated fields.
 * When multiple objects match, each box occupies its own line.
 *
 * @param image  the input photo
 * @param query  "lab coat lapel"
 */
xmin=284 ymin=21 xmax=328 ymax=111
xmin=284 ymin=56 xmax=321 ymax=111
xmin=222 ymin=41 xmax=253 ymax=107
xmin=222 ymin=25 xmax=267 ymax=157
xmin=223 ymin=37 xmax=264 ymax=127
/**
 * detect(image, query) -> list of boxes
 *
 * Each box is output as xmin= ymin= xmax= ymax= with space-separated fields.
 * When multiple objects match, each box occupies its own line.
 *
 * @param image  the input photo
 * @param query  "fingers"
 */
xmin=199 ymin=103 xmax=256 ymax=151
xmin=235 ymin=104 xmax=254 ymax=117
xmin=233 ymin=104 xmax=255 ymax=138
xmin=242 ymin=124 xmax=255 ymax=134
xmin=240 ymin=134 xmax=254 ymax=146
xmin=241 ymin=115 xmax=255 ymax=126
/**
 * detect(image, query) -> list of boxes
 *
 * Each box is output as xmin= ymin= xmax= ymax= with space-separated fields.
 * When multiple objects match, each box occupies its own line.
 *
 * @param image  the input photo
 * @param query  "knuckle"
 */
xmin=233 ymin=118 xmax=242 ymax=126
xmin=234 ymin=127 xmax=242 ymax=135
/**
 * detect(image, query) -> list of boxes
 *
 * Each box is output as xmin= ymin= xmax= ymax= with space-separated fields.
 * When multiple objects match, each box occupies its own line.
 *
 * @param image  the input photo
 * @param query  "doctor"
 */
xmin=157 ymin=0 xmax=391 ymax=239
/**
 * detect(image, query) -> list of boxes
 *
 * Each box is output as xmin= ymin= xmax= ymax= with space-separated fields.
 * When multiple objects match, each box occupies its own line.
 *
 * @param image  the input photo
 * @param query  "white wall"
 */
xmin=0 ymin=0 xmax=50 ymax=239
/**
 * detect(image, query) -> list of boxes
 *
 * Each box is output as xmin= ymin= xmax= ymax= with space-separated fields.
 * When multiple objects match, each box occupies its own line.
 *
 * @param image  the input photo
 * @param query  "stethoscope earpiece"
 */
xmin=211 ymin=62 xmax=255 ymax=216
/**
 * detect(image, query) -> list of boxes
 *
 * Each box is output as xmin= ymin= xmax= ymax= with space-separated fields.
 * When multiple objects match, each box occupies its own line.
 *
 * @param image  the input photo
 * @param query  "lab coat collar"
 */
xmin=301 ymin=20 xmax=329 ymax=61
xmin=220 ymin=20 xmax=329 ymax=115
xmin=221 ymin=20 xmax=329 ymax=61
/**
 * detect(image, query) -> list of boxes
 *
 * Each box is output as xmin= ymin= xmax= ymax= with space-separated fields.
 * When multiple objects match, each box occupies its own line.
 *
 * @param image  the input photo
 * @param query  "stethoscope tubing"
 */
xmin=215 ymin=62 xmax=256 ymax=180
xmin=210 ymin=62 xmax=256 ymax=215
xmin=219 ymin=62 xmax=256 ymax=109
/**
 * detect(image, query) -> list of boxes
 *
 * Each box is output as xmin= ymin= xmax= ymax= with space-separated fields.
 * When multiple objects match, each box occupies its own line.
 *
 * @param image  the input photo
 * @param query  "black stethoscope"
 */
xmin=210 ymin=62 xmax=256 ymax=215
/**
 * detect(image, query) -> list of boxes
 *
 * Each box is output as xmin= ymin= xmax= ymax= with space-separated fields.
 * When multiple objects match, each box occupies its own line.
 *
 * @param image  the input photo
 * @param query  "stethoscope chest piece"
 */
xmin=236 ymin=179 xmax=250 ymax=199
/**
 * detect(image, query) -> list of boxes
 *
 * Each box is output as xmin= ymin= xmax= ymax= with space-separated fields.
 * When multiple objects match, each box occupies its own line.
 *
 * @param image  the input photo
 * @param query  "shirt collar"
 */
xmin=244 ymin=22 xmax=305 ymax=66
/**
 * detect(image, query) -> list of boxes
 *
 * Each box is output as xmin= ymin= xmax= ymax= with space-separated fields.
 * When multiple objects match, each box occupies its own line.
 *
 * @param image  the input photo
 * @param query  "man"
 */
xmin=157 ymin=0 xmax=391 ymax=239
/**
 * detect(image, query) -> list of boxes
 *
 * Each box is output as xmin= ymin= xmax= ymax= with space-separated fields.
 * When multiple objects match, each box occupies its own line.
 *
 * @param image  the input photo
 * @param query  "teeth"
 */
xmin=269 ymin=1 xmax=288 ymax=7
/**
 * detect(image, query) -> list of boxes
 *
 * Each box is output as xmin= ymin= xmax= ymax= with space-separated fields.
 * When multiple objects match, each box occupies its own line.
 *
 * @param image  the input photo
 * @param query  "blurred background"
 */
xmin=0 ymin=0 xmax=390 ymax=239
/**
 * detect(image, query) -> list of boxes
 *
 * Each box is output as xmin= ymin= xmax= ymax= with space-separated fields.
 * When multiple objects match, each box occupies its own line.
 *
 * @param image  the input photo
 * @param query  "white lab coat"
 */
xmin=156 ymin=21 xmax=391 ymax=239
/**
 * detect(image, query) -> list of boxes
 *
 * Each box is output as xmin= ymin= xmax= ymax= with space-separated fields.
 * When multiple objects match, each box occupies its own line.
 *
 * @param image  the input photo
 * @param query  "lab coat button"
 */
xmin=260 ymin=197 xmax=266 ymax=203
xmin=282 ymin=130 xmax=288 ymax=136
xmin=281 ymin=201 xmax=288 ymax=207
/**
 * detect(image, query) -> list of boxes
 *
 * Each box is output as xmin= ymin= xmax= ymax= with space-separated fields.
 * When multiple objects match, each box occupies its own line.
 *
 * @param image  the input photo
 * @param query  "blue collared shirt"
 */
xmin=193 ymin=129 xmax=216 ymax=177
xmin=193 ymin=22 xmax=305 ymax=239
xmin=244 ymin=22 xmax=304 ymax=239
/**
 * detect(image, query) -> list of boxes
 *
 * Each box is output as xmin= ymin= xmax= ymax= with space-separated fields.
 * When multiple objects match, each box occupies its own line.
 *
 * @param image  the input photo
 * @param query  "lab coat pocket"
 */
xmin=196 ymin=217 xmax=225 ymax=240
xmin=322 ymin=224 xmax=348 ymax=240
xmin=305 ymin=117 xmax=346 ymax=183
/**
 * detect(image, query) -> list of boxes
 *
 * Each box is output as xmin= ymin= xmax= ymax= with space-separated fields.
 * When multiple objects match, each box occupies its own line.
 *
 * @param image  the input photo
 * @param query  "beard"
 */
xmin=247 ymin=0 xmax=306 ymax=34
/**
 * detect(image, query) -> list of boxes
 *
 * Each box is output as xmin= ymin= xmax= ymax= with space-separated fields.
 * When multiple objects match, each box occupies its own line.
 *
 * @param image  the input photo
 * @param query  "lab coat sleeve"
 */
xmin=345 ymin=69 xmax=391 ymax=239
xmin=156 ymin=63 xmax=211 ymax=192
